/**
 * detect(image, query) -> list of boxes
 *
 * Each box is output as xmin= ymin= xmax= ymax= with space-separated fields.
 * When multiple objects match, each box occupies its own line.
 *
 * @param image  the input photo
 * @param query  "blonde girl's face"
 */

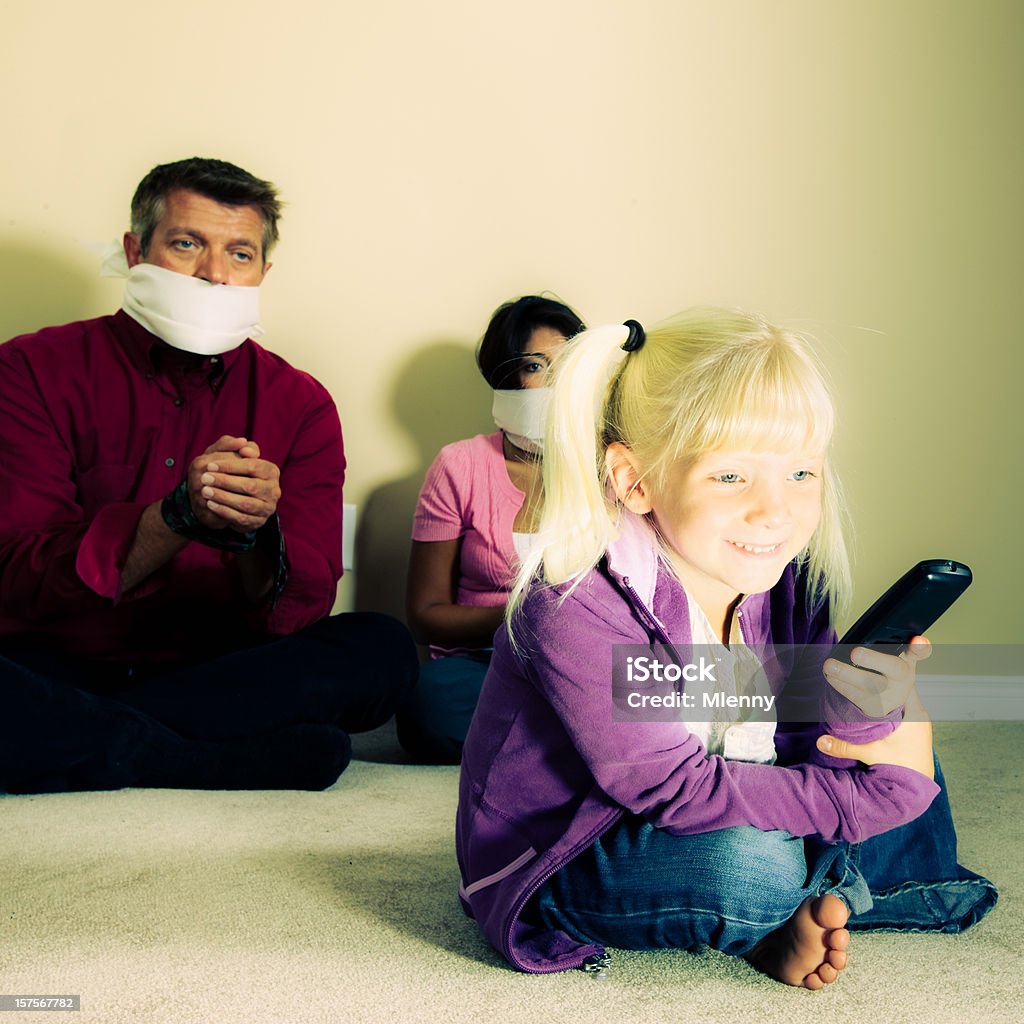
xmin=646 ymin=447 xmax=825 ymax=622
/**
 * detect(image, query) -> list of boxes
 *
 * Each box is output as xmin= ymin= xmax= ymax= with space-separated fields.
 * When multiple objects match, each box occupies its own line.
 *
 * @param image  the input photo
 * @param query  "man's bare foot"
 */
xmin=744 ymin=893 xmax=850 ymax=990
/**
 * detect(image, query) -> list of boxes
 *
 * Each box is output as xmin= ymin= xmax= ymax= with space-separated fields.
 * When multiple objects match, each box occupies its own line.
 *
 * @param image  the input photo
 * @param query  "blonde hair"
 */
xmin=510 ymin=307 xmax=851 ymax=625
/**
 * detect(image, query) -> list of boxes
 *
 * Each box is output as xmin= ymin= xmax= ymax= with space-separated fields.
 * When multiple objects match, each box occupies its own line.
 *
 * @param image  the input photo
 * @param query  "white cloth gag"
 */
xmin=491 ymin=387 xmax=552 ymax=455
xmin=99 ymin=241 xmax=263 ymax=356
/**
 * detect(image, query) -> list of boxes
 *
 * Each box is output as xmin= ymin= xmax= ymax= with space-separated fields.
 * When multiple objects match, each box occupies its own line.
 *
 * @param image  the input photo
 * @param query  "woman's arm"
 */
xmin=405 ymin=539 xmax=505 ymax=647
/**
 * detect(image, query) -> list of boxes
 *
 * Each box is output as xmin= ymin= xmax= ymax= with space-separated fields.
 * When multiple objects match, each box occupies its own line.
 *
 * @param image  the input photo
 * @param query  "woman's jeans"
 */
xmin=533 ymin=756 xmax=996 ymax=954
xmin=396 ymin=653 xmax=489 ymax=764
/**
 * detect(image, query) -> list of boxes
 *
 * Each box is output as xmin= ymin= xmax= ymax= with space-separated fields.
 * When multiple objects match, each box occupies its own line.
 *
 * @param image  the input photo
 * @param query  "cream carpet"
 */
xmin=1 ymin=722 xmax=1019 ymax=1024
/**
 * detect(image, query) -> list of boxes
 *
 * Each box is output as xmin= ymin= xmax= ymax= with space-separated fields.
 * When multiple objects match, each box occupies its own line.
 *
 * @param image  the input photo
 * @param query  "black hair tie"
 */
xmin=622 ymin=319 xmax=646 ymax=353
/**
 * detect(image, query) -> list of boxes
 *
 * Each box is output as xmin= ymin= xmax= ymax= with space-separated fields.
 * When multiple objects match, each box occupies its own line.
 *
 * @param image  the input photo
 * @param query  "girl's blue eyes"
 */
xmin=713 ymin=470 xmax=816 ymax=484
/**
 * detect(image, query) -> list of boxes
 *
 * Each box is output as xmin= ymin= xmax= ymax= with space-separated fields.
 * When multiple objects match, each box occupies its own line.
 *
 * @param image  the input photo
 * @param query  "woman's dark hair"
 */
xmin=476 ymin=296 xmax=585 ymax=389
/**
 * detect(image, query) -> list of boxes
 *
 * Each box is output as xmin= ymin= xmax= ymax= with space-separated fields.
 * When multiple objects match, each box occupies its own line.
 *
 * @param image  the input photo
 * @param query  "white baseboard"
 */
xmin=918 ymin=674 xmax=1024 ymax=721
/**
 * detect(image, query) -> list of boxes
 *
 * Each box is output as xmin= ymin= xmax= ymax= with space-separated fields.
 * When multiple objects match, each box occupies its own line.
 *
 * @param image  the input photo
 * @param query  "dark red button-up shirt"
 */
xmin=0 ymin=311 xmax=345 ymax=665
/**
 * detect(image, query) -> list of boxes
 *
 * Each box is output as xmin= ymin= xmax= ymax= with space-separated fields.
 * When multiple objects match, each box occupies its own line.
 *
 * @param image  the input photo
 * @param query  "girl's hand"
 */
xmin=816 ymin=690 xmax=934 ymax=779
xmin=822 ymin=636 xmax=932 ymax=718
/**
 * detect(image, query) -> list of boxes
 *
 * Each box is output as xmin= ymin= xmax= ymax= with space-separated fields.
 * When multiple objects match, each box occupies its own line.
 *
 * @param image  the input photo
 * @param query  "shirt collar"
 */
xmin=605 ymin=510 xmax=662 ymax=608
xmin=605 ymin=508 xmax=771 ymax=640
xmin=110 ymin=309 xmax=245 ymax=383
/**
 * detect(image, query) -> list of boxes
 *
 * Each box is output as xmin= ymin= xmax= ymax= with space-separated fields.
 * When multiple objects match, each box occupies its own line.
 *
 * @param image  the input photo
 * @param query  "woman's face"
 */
xmin=517 ymin=326 xmax=568 ymax=388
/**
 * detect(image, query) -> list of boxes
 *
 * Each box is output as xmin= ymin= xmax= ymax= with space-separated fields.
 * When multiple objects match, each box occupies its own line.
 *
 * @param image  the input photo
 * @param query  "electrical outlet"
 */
xmin=342 ymin=503 xmax=356 ymax=571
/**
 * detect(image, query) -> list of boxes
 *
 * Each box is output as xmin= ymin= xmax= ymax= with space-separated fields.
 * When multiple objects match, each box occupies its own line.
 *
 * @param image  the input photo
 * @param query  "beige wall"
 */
xmin=2 ymin=1 xmax=1020 ymax=642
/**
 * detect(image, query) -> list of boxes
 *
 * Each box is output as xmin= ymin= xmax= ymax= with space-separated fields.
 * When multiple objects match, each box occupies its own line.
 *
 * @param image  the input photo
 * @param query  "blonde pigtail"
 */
xmin=507 ymin=324 xmax=632 ymax=623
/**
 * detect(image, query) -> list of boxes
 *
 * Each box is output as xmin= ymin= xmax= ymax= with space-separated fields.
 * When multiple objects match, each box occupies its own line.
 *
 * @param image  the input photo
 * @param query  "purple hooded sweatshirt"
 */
xmin=455 ymin=516 xmax=940 ymax=974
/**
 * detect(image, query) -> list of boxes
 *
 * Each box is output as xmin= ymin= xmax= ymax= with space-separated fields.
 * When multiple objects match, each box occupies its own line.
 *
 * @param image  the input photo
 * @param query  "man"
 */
xmin=0 ymin=157 xmax=417 ymax=793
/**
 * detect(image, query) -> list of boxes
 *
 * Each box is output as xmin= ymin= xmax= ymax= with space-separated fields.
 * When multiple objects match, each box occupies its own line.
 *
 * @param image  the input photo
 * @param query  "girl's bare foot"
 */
xmin=744 ymin=893 xmax=850 ymax=990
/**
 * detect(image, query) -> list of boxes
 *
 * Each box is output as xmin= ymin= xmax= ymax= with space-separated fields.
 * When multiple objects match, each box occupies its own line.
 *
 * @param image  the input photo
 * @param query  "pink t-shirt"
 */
xmin=412 ymin=432 xmax=525 ymax=638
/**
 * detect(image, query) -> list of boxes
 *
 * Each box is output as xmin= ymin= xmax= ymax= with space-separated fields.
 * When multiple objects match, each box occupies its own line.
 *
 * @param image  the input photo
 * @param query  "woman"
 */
xmin=398 ymin=295 xmax=585 ymax=762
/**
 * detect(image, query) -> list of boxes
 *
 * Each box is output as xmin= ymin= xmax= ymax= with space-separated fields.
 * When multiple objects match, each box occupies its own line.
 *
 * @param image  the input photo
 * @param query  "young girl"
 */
xmin=399 ymin=296 xmax=585 ymax=762
xmin=455 ymin=308 xmax=994 ymax=987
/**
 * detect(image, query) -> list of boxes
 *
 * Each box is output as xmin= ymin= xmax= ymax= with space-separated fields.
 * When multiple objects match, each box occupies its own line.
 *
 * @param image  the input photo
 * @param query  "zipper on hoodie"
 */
xmin=503 ymin=810 xmax=621 ymax=974
xmin=581 ymin=953 xmax=613 ymax=977
xmin=502 ymin=570 xmax=668 ymax=975
xmin=619 ymin=576 xmax=673 ymax=645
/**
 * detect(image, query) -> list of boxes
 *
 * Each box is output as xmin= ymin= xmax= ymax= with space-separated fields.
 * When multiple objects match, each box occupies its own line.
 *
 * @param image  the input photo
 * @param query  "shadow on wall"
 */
xmin=0 ymin=242 xmax=99 ymax=341
xmin=354 ymin=338 xmax=493 ymax=626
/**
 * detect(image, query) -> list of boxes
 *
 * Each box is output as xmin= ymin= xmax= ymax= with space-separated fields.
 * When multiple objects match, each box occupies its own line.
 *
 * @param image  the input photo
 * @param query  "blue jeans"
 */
xmin=534 ymin=820 xmax=870 ymax=955
xmin=847 ymin=756 xmax=996 ymax=933
xmin=533 ymin=756 xmax=996 ymax=953
xmin=396 ymin=653 xmax=489 ymax=764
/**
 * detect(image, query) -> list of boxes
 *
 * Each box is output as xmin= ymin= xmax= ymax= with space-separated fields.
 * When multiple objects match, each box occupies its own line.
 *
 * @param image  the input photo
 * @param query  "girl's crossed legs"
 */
xmin=532 ymin=816 xmax=871 ymax=989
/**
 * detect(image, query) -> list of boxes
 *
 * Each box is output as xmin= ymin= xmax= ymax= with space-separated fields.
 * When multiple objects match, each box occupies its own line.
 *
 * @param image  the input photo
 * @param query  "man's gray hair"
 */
xmin=130 ymin=157 xmax=282 ymax=258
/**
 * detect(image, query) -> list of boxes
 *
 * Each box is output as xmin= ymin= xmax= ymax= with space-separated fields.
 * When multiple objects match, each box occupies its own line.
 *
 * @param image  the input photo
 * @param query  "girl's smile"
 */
xmin=726 ymin=540 xmax=784 ymax=555
xmin=645 ymin=448 xmax=825 ymax=633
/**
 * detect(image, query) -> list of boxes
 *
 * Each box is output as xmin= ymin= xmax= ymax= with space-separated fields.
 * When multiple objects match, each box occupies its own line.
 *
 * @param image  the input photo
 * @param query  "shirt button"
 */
xmin=165 ymin=457 xmax=176 ymax=468
xmin=174 ymin=397 xmax=184 ymax=407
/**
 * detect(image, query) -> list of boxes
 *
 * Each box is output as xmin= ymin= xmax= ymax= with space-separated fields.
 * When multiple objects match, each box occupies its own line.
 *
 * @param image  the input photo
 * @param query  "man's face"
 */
xmin=124 ymin=189 xmax=271 ymax=286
